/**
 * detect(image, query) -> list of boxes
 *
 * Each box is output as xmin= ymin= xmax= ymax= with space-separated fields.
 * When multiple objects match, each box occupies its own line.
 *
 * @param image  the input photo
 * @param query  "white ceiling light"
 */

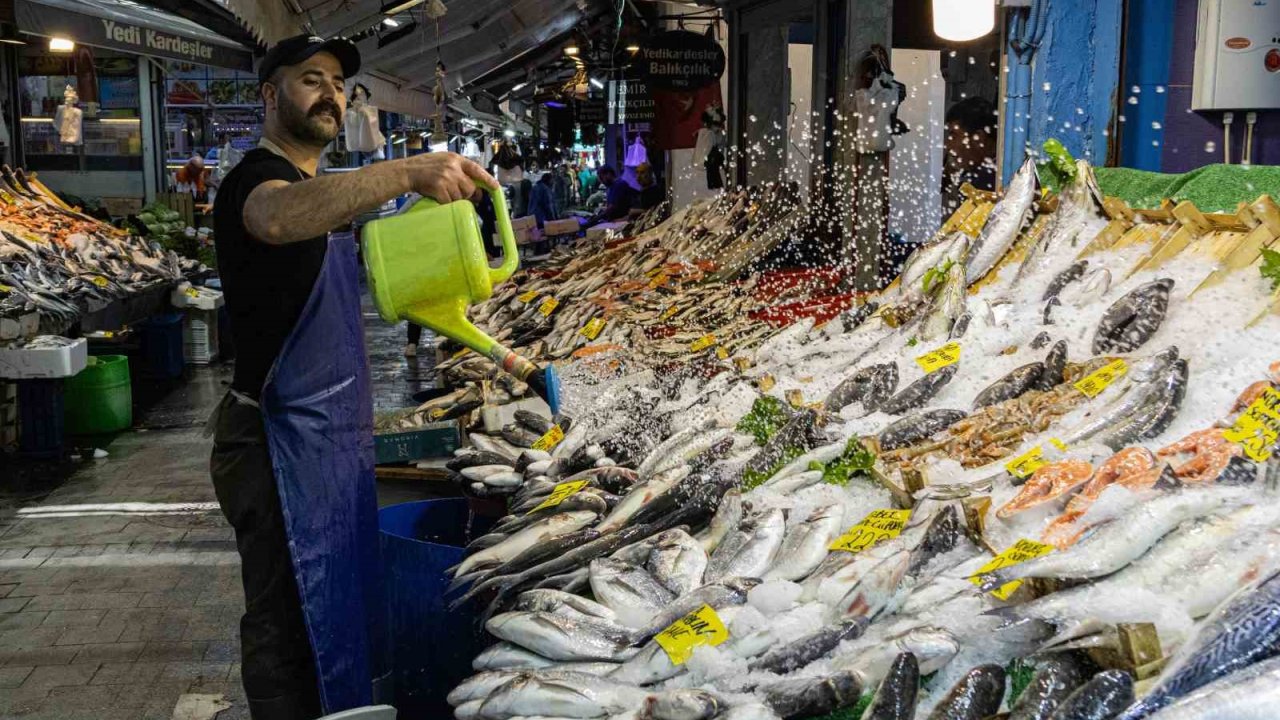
xmin=589 ymin=77 xmax=604 ymax=90
xmin=380 ymin=0 xmax=424 ymax=15
xmin=49 ymin=36 xmax=74 ymax=52
xmin=932 ymin=0 xmax=995 ymax=42
xmin=511 ymin=81 xmax=528 ymax=92
xmin=503 ymin=129 xmax=516 ymax=138
xmin=383 ymin=17 xmax=400 ymax=27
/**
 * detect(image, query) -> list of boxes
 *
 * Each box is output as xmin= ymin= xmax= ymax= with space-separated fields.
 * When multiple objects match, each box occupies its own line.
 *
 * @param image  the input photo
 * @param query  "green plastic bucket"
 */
xmin=65 ymin=355 xmax=133 ymax=435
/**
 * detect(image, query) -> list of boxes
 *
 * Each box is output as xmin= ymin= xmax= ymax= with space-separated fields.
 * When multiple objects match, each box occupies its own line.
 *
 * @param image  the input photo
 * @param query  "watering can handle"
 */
xmin=488 ymin=187 xmax=519 ymax=284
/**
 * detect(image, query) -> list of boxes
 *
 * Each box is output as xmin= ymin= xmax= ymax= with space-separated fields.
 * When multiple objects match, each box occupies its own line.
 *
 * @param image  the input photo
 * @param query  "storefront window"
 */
xmin=163 ymin=60 xmax=261 ymax=169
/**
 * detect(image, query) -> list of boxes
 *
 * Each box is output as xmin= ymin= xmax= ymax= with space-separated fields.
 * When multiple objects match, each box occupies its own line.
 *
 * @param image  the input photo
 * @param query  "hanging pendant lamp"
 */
xmin=932 ymin=0 xmax=995 ymax=42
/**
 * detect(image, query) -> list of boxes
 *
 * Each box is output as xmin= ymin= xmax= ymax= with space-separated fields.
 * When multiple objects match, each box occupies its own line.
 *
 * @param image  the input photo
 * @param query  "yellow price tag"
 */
xmin=690 ymin=335 xmax=716 ymax=352
xmin=0 ymin=284 xmax=10 ymax=293
xmin=528 ymin=479 xmax=588 ymax=514
xmin=1005 ymin=438 xmax=1068 ymax=479
xmin=1224 ymin=387 xmax=1280 ymax=462
xmin=1074 ymin=359 xmax=1128 ymax=398
xmin=655 ymin=604 xmax=729 ymax=665
xmin=532 ymin=424 xmax=565 ymax=452
xmin=915 ymin=342 xmax=961 ymax=373
xmin=969 ymin=539 xmax=1055 ymax=600
xmin=0 ymin=190 xmax=14 ymax=206
xmin=450 ymin=347 xmax=471 ymax=360
xmin=660 ymin=305 xmax=681 ymax=322
xmin=645 ymin=267 xmax=663 ymax=278
xmin=185 ymin=288 xmax=200 ymax=298
xmin=649 ymin=273 xmax=669 ymax=290
xmin=102 ymin=331 xmax=115 ymax=339
xmin=538 ymin=298 xmax=559 ymax=317
xmin=829 ymin=509 xmax=912 ymax=554
xmin=517 ymin=290 xmax=539 ymax=303
xmin=91 ymin=276 xmax=109 ymax=288
xmin=580 ymin=317 xmax=606 ymax=340
xmin=715 ymin=347 xmax=729 ymax=360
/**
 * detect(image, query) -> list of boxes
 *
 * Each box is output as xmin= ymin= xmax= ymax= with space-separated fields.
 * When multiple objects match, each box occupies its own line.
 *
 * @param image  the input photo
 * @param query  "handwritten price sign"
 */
xmin=1075 ymin=359 xmax=1128 ymax=398
xmin=655 ymin=604 xmax=729 ymax=665
xmin=1224 ymin=387 xmax=1280 ymax=462
xmin=829 ymin=509 xmax=912 ymax=554
xmin=915 ymin=343 xmax=961 ymax=373
xmin=969 ymin=539 xmax=1054 ymax=600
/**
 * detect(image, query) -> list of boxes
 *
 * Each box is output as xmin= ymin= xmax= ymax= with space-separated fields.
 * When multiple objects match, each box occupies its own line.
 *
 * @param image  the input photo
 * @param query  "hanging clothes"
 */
xmin=344 ymin=96 xmax=384 ymax=153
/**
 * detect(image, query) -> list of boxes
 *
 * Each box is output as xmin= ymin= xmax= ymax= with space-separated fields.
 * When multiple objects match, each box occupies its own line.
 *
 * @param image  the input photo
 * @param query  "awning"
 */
xmin=16 ymin=0 xmax=254 ymax=71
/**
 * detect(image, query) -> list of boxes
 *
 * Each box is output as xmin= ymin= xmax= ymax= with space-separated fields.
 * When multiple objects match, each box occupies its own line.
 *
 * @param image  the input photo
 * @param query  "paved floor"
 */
xmin=0 ymin=305 xmax=444 ymax=720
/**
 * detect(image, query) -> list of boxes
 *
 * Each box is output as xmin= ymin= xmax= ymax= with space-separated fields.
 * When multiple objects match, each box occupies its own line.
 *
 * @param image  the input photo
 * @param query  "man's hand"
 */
xmin=401 ymin=152 xmax=498 ymax=204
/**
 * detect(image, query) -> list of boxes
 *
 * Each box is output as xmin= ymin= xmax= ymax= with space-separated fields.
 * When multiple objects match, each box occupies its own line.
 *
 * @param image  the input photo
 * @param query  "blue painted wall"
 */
xmin=1120 ymin=0 xmax=1175 ymax=170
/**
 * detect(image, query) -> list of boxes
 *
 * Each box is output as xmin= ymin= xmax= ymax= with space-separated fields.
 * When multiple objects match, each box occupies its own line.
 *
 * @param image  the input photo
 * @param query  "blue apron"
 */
xmin=259 ymin=234 xmax=384 ymax=713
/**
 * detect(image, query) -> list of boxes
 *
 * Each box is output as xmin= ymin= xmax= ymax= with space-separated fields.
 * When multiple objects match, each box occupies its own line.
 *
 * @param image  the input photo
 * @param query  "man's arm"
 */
xmin=243 ymin=153 xmax=496 ymax=245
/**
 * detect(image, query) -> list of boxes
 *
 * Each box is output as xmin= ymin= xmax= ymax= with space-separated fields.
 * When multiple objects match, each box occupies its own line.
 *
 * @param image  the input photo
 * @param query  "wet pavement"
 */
xmin=0 ymin=298 xmax=450 ymax=719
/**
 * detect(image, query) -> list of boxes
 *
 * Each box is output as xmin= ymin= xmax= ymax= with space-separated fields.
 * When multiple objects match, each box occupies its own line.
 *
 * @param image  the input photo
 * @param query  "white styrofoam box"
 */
xmin=0 ymin=337 xmax=88 ymax=379
xmin=183 ymin=309 xmax=220 ymax=365
xmin=1193 ymin=0 xmax=1280 ymax=110
xmin=479 ymin=396 xmax=553 ymax=434
xmin=0 ymin=318 xmax=19 ymax=341
xmin=171 ymin=283 xmax=225 ymax=311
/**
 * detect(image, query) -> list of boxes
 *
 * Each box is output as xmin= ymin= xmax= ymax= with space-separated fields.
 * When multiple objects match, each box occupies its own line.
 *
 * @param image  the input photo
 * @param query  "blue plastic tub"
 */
xmin=378 ymin=499 xmax=498 ymax=718
xmin=138 ymin=312 xmax=185 ymax=379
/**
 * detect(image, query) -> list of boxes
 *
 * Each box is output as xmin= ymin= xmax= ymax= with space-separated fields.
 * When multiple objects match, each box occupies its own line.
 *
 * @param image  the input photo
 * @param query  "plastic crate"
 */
xmin=17 ymin=378 xmax=63 ymax=457
xmin=183 ymin=309 xmax=220 ymax=365
xmin=138 ymin=313 xmax=185 ymax=379
xmin=373 ymin=420 xmax=461 ymax=464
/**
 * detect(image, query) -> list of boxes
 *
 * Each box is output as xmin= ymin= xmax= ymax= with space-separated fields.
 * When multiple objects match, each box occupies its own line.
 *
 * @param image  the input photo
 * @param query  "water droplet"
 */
xmin=1205 ymin=141 xmax=1217 ymax=153
xmin=1151 ymin=121 xmax=1162 ymax=130
xmin=1152 ymin=140 xmax=1160 ymax=147
xmin=1128 ymin=96 xmax=1139 ymax=105
xmin=1132 ymin=85 xmax=1141 ymax=94
xmin=1119 ymin=115 xmax=1127 ymax=123
xmin=949 ymin=50 xmax=958 ymax=57
xmin=1042 ymin=82 xmax=1052 ymax=92
xmin=1155 ymin=86 xmax=1166 ymax=94
xmin=748 ymin=115 xmax=757 ymax=122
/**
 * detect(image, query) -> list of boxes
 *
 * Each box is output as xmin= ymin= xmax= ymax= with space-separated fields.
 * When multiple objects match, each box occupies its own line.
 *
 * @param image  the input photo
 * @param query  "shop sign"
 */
xmin=638 ymin=30 xmax=726 ymax=91
xmin=608 ymin=79 xmax=655 ymax=124
xmin=16 ymin=0 xmax=253 ymax=71
xmin=575 ymin=97 xmax=607 ymax=127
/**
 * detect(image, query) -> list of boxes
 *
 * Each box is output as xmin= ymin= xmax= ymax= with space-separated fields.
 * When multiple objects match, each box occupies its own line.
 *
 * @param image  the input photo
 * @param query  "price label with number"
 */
xmin=660 ymin=305 xmax=681 ymax=322
xmin=91 ymin=276 xmax=109 ymax=288
xmin=1224 ymin=387 xmax=1280 ymax=462
xmin=185 ymin=288 xmax=200 ymax=298
xmin=655 ymin=604 xmax=729 ymax=665
xmin=915 ymin=342 xmax=961 ymax=373
xmin=580 ymin=317 xmax=606 ymax=340
xmin=690 ymin=335 xmax=716 ymax=352
xmin=649 ymin=273 xmax=669 ymax=290
xmin=0 ymin=190 xmax=14 ymax=206
xmin=0 ymin=284 xmax=10 ymax=293
xmin=517 ymin=290 xmax=539 ymax=303
xmin=528 ymin=480 xmax=588 ymax=514
xmin=531 ymin=424 xmax=565 ymax=452
xmin=715 ymin=347 xmax=729 ymax=360
xmin=538 ymin=298 xmax=559 ymax=317
xmin=1075 ymin=359 xmax=1128 ymax=398
xmin=1003 ymin=439 xmax=1067 ymax=479
xmin=829 ymin=509 xmax=912 ymax=554
xmin=969 ymin=539 xmax=1055 ymax=600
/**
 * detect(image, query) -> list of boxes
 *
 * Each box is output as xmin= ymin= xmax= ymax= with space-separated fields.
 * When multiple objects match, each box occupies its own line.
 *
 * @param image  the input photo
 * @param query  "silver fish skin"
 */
xmin=1019 ymin=163 xmax=1103 ymax=282
xmin=647 ymin=429 xmax=736 ymax=479
xmin=474 ymin=642 xmax=558 ymax=671
xmin=588 ymin=558 xmax=676 ymax=623
xmin=485 ymin=612 xmax=641 ymax=662
xmin=764 ymin=470 xmax=825 ymax=496
xmin=832 ymin=549 xmax=912 ymax=620
xmin=476 ymin=672 xmax=651 ymax=720
xmin=899 ymin=232 xmax=966 ymax=303
xmin=456 ymin=698 xmax=483 ymax=720
xmin=966 ymin=157 xmax=1037 ymax=285
xmin=462 ymin=465 xmax=518 ymax=481
xmin=696 ymin=489 xmax=742 ymax=553
xmin=629 ymin=578 xmax=760 ymax=645
xmin=1058 ymin=347 xmax=1179 ymax=445
xmin=450 ymin=670 xmax=525 ymax=706
xmin=921 ymin=255 xmax=968 ymax=341
xmin=765 ymin=442 xmax=846 ymax=484
xmin=980 ymin=489 xmax=1243 ymax=589
xmin=596 ymin=465 xmax=689 ymax=534
xmin=705 ymin=508 xmax=787 ymax=583
xmin=644 ymin=689 xmax=726 ymax=720
xmin=636 ymin=424 xmax=711 ymax=479
xmin=1143 ymin=655 xmax=1280 ymax=720
xmin=457 ymin=511 xmax=598 ymax=578
xmin=647 ymin=529 xmax=708 ymax=597
xmin=515 ymin=589 xmax=618 ymax=622
xmin=763 ymin=504 xmax=845 ymax=582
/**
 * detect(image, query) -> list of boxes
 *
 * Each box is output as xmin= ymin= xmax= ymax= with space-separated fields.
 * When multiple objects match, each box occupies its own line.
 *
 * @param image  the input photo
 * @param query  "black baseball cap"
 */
xmin=258 ymin=34 xmax=361 ymax=85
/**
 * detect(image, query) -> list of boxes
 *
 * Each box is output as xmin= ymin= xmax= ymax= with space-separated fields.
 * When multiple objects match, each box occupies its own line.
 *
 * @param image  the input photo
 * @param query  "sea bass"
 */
xmin=966 ymin=158 xmax=1038 ymax=285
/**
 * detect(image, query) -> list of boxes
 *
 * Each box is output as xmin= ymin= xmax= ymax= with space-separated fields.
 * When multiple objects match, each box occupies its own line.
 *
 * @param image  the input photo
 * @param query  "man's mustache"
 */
xmin=308 ymin=101 xmax=341 ymax=121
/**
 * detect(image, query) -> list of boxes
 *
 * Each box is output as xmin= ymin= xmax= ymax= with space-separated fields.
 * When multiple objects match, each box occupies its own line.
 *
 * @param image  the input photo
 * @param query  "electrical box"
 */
xmin=1193 ymin=0 xmax=1280 ymax=110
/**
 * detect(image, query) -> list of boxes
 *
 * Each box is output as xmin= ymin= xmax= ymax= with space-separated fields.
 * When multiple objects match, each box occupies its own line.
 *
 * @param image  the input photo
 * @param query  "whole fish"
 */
xmin=748 ymin=619 xmax=869 ymax=675
xmin=744 ymin=410 xmax=824 ymax=478
xmin=878 ymin=364 xmax=959 ymax=416
xmin=476 ymin=671 xmax=650 ymax=719
xmin=1009 ymin=660 xmax=1089 ymax=720
xmin=1059 ymin=347 xmax=1180 ymax=445
xmin=825 ymin=363 xmax=900 ymax=413
xmin=697 ymin=488 xmax=742 ymax=553
xmin=449 ymin=451 xmax=520 ymax=472
xmin=596 ymin=465 xmax=690 ymax=533
xmin=1116 ymin=570 xmax=1280 ymax=719
xmin=900 ymin=232 xmax=968 ymax=303
xmin=860 ymin=652 xmax=919 ymax=720
xmin=629 ymin=577 xmax=760 ymax=645
xmin=484 ymin=612 xmax=640 ymax=662
xmin=1037 ymin=340 xmax=1069 ymax=391
xmin=973 ymin=362 xmax=1045 ymax=409
xmin=921 ymin=254 xmax=967 ymax=341
xmin=452 ymin=529 xmax=603 ymax=593
xmin=763 ymin=671 xmax=861 ymax=720
xmin=765 ymin=442 xmax=847 ymax=487
xmin=1042 ymin=261 xmax=1090 ymax=302
xmin=490 ymin=494 xmax=609 ymax=538
xmin=966 ymin=157 xmax=1038 ymax=284
xmin=1092 ymin=278 xmax=1174 ymax=355
xmin=1095 ymin=359 xmax=1189 ymax=451
xmin=1021 ymin=162 xmax=1103 ymax=283
xmin=588 ymin=558 xmax=676 ymax=623
xmin=1049 ymin=670 xmax=1133 ymax=720
xmin=879 ymin=410 xmax=968 ymax=451
xmin=455 ymin=511 xmax=598 ymax=578
xmin=515 ymin=589 xmax=617 ymax=622
xmin=646 ymin=529 xmax=708 ymax=596
xmin=645 ymin=689 xmax=726 ymax=720
xmin=925 ymin=664 xmax=1006 ymax=720
xmin=763 ymin=504 xmax=845 ymax=582
xmin=706 ymin=508 xmax=787 ymax=583
xmin=474 ymin=642 xmax=557 ymax=671
xmin=1142 ymin=655 xmax=1280 ymax=720
xmin=765 ymin=470 xmax=825 ymax=496
xmin=462 ymin=465 xmax=519 ymax=482
xmin=833 ymin=549 xmax=912 ymax=620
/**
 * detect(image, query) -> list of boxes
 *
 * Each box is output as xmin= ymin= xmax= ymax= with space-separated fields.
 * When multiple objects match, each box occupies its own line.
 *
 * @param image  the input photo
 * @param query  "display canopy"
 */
xmin=16 ymin=0 xmax=253 ymax=71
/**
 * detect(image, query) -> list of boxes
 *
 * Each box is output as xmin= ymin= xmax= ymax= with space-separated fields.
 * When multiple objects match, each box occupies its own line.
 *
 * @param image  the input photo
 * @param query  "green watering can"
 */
xmin=362 ymin=188 xmax=561 ymax=414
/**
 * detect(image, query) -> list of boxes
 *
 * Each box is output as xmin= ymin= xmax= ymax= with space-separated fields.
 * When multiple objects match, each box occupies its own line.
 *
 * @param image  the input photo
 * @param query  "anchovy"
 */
xmin=1042 ymin=260 xmax=1090 ymax=302
xmin=967 ymin=157 xmax=1038 ymax=284
xmin=1037 ymin=340 xmax=1069 ymax=391
xmin=1141 ymin=655 xmax=1280 ymax=720
xmin=1050 ymin=670 xmax=1134 ymax=720
xmin=1116 ymin=570 xmax=1280 ymax=719
xmin=825 ymin=363 xmax=900 ymax=413
xmin=973 ymin=362 xmax=1045 ymax=409
xmin=647 ymin=529 xmax=708 ymax=597
xmin=484 ymin=612 xmax=640 ymax=662
xmin=476 ymin=671 xmax=650 ymax=719
xmin=925 ymin=664 xmax=1006 ymax=720
xmin=706 ymin=508 xmax=786 ymax=583
xmin=1008 ymin=659 xmax=1089 ymax=720
xmin=860 ymin=652 xmax=919 ymax=720
xmin=748 ymin=619 xmax=869 ymax=675
xmin=763 ymin=671 xmax=862 ymax=720
xmin=1092 ymin=278 xmax=1174 ymax=355
xmin=879 ymin=410 xmax=968 ymax=451
xmin=878 ymin=364 xmax=959 ymax=416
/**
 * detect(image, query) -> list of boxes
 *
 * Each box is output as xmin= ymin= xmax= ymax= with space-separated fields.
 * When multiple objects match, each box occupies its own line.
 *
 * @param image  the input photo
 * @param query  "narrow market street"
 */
xmin=0 ymin=308 xmax=438 ymax=720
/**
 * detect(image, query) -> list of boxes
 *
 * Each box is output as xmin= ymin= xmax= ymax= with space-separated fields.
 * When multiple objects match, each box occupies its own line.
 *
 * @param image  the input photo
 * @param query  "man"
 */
xmin=630 ymin=162 xmax=664 ymax=217
xmin=211 ymin=35 xmax=496 ymax=720
xmin=596 ymin=164 xmax=634 ymax=222
xmin=527 ymin=171 xmax=556 ymax=229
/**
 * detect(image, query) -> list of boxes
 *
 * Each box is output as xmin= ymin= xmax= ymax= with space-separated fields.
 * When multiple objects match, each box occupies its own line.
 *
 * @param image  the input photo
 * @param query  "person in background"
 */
xmin=630 ymin=162 xmax=663 ymax=217
xmin=579 ymin=164 xmax=598 ymax=201
xmin=941 ymin=96 xmax=997 ymax=216
xmin=596 ymin=164 xmax=633 ymax=222
xmin=174 ymin=155 xmax=207 ymax=200
xmin=550 ymin=165 xmax=570 ymax=218
xmin=527 ymin=171 xmax=556 ymax=229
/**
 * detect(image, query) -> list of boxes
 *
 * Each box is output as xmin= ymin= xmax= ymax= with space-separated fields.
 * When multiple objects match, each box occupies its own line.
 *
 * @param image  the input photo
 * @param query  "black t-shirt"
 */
xmin=213 ymin=148 xmax=327 ymax=396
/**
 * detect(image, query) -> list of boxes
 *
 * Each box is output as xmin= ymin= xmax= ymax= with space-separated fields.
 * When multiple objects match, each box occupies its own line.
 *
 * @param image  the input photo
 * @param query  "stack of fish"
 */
xmin=0 ymin=167 xmax=194 ymax=330
xmin=434 ymin=155 xmax=1280 ymax=720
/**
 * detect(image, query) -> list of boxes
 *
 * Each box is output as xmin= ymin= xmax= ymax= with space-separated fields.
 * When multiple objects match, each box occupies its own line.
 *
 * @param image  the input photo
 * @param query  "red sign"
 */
xmin=649 ymin=83 xmax=723 ymax=151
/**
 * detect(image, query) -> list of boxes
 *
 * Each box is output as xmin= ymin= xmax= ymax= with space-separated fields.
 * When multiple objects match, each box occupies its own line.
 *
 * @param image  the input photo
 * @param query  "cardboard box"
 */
xmin=374 ymin=419 xmax=462 ymax=464
xmin=543 ymin=218 xmax=580 ymax=236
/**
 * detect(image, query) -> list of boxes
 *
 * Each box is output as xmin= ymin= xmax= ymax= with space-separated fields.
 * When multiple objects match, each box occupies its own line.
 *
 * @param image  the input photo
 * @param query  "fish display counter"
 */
xmin=399 ymin=154 xmax=1280 ymax=720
